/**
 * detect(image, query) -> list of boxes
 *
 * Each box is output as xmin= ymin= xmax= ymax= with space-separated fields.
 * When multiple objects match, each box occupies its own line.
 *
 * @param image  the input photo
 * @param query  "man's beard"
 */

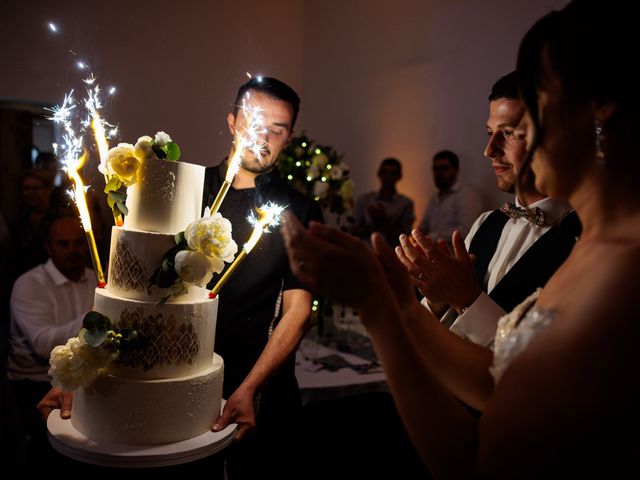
xmin=496 ymin=176 xmax=516 ymax=194
xmin=241 ymin=153 xmax=275 ymax=174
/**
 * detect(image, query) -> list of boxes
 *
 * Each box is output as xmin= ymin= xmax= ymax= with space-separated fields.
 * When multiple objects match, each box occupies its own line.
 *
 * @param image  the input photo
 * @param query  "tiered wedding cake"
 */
xmin=70 ymin=158 xmax=224 ymax=445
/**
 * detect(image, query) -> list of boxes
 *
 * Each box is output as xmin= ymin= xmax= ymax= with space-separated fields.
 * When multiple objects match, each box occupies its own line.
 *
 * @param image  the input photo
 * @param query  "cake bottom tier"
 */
xmin=71 ymin=354 xmax=223 ymax=445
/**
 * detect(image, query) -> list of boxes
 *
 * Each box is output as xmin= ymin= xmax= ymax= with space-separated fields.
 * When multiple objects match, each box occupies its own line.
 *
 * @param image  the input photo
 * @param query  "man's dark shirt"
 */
xmin=202 ymin=161 xmax=323 ymax=398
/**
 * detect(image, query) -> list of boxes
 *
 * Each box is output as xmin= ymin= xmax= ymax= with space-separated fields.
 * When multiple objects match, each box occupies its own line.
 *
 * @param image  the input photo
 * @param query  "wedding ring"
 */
xmin=417 ymin=271 xmax=423 ymax=280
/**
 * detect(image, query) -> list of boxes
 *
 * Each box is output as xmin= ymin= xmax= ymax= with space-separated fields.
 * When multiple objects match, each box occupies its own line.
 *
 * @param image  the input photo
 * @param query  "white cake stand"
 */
xmin=47 ymin=402 xmax=237 ymax=468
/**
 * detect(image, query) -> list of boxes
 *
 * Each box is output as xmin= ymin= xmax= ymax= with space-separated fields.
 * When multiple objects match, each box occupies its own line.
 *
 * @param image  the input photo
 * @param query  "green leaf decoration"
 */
xmin=84 ymin=328 xmax=109 ymax=347
xmin=104 ymin=175 xmax=122 ymax=193
xmin=152 ymin=144 xmax=167 ymax=159
xmin=83 ymin=311 xmax=111 ymax=331
xmin=175 ymin=231 xmax=187 ymax=246
xmin=116 ymin=201 xmax=129 ymax=215
xmin=162 ymin=258 xmax=171 ymax=272
xmin=166 ymin=142 xmax=181 ymax=161
xmin=109 ymin=190 xmax=127 ymax=203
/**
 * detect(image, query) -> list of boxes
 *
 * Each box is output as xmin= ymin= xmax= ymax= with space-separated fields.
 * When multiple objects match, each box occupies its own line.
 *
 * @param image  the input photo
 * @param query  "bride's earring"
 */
xmin=594 ymin=119 xmax=606 ymax=163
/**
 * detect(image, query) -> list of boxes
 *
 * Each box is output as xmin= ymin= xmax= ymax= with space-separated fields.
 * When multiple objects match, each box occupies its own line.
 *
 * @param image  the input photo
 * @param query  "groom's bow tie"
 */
xmin=500 ymin=202 xmax=546 ymax=226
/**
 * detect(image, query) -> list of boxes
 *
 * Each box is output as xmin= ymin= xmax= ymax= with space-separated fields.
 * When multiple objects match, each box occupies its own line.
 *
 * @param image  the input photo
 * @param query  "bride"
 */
xmin=281 ymin=1 xmax=640 ymax=477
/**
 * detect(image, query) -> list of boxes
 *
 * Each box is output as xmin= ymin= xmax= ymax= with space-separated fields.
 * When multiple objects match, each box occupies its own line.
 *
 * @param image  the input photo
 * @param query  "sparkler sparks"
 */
xmin=66 ymin=150 xmax=106 ymax=287
xmin=209 ymin=91 xmax=267 ymax=215
xmin=209 ymin=202 xmax=286 ymax=298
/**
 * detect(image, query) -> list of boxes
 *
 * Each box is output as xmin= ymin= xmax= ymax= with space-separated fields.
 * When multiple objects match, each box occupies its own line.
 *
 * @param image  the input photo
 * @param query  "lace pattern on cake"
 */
xmin=109 ymin=234 xmax=148 ymax=293
xmin=141 ymin=160 xmax=176 ymax=202
xmin=116 ymin=307 xmax=201 ymax=371
xmin=490 ymin=289 xmax=554 ymax=384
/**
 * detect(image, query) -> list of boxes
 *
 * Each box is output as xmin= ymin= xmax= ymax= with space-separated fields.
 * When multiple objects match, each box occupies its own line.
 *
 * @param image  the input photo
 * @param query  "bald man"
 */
xmin=7 ymin=215 xmax=96 ymax=462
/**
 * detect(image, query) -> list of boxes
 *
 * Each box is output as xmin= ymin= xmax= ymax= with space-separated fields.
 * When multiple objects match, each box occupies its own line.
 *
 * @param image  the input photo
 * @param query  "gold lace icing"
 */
xmin=109 ymin=234 xmax=148 ymax=293
xmin=116 ymin=306 xmax=201 ymax=371
xmin=141 ymin=160 xmax=177 ymax=203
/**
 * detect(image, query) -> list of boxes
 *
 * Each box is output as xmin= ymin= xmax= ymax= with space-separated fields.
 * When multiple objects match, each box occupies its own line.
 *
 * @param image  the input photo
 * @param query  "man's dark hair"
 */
xmin=379 ymin=157 xmax=402 ymax=175
xmin=489 ymin=71 xmax=520 ymax=101
xmin=433 ymin=150 xmax=459 ymax=169
xmin=44 ymin=212 xmax=81 ymax=243
xmin=233 ymin=76 xmax=301 ymax=130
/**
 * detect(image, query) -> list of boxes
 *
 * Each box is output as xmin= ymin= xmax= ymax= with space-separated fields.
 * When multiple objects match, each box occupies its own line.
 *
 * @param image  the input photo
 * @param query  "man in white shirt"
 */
xmin=7 ymin=215 xmax=96 ymax=457
xmin=418 ymin=150 xmax=482 ymax=246
xmin=352 ymin=157 xmax=415 ymax=247
xmin=398 ymin=71 xmax=580 ymax=347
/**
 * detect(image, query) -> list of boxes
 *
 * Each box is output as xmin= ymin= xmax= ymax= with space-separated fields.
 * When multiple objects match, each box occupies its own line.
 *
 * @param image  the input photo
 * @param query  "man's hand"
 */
xmin=396 ymin=229 xmax=481 ymax=310
xmin=37 ymin=388 xmax=73 ymax=421
xmin=212 ymin=385 xmax=257 ymax=442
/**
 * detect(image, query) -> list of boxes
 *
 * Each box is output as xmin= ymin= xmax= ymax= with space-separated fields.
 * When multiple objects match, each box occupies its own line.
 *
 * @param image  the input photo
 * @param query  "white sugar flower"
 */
xmin=184 ymin=207 xmax=238 ymax=269
xmin=106 ymin=143 xmax=140 ymax=186
xmin=133 ymin=135 xmax=154 ymax=161
xmin=154 ymin=131 xmax=172 ymax=146
xmin=48 ymin=335 xmax=111 ymax=391
xmin=174 ymin=250 xmax=216 ymax=287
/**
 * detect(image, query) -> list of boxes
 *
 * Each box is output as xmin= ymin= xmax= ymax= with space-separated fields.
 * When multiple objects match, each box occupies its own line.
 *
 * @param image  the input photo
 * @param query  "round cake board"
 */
xmin=47 ymin=402 xmax=237 ymax=468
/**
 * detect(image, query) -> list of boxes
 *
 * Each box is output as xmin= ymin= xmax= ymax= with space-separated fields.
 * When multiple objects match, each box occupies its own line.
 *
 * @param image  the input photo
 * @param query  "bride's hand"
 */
xmin=281 ymin=211 xmax=391 ymax=311
xmin=370 ymin=232 xmax=421 ymax=317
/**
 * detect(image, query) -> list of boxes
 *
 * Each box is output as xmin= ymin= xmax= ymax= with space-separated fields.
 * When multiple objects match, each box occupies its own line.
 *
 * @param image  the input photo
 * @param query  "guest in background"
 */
xmin=351 ymin=157 xmax=415 ymax=246
xmin=7 ymin=214 xmax=95 ymax=465
xmin=201 ymin=76 xmax=322 ymax=479
xmin=10 ymin=169 xmax=53 ymax=279
xmin=282 ymin=1 xmax=640 ymax=476
xmin=398 ymin=72 xmax=580 ymax=347
xmin=418 ymin=150 xmax=481 ymax=246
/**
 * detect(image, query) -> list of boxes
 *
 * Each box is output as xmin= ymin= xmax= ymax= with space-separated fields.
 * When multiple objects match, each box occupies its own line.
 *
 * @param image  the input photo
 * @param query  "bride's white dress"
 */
xmin=490 ymin=289 xmax=554 ymax=383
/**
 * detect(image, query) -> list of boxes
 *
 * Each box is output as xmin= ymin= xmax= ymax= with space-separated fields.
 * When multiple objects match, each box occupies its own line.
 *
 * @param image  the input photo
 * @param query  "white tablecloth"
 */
xmin=295 ymin=336 xmax=388 ymax=404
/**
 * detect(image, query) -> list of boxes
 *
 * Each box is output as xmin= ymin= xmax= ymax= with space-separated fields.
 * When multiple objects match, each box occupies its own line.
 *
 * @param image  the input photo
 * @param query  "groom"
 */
xmin=399 ymin=71 xmax=580 ymax=347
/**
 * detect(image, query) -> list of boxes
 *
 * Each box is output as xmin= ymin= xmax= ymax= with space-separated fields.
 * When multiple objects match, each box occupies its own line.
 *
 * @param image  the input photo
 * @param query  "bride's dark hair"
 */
xmin=515 ymin=0 xmax=640 ymax=188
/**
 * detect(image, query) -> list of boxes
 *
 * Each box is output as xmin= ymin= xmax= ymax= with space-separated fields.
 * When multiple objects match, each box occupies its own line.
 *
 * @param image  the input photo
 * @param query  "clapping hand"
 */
xmin=396 ymin=229 xmax=481 ymax=311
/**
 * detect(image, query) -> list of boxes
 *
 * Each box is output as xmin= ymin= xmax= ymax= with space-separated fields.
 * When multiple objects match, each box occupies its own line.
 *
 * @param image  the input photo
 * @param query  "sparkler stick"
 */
xmin=67 ymin=151 xmax=107 ymax=288
xmin=209 ymin=202 xmax=285 ymax=298
xmin=209 ymin=93 xmax=266 ymax=215
xmin=91 ymin=113 xmax=109 ymax=183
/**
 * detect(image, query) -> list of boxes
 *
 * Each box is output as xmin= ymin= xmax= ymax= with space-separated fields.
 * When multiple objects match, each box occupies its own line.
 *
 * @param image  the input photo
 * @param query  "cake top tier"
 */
xmin=124 ymin=158 xmax=204 ymax=234
xmin=101 ymin=132 xmax=204 ymax=234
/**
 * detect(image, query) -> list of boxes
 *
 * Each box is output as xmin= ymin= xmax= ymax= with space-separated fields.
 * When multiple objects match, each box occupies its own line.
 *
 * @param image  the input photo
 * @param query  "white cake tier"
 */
xmin=124 ymin=158 xmax=205 ymax=234
xmin=72 ymin=354 xmax=223 ymax=445
xmin=106 ymin=226 xmax=209 ymax=303
xmin=94 ymin=288 xmax=218 ymax=379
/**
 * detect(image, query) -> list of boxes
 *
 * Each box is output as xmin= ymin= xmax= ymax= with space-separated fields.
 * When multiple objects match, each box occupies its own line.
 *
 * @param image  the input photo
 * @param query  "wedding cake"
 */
xmin=69 ymin=157 xmax=224 ymax=446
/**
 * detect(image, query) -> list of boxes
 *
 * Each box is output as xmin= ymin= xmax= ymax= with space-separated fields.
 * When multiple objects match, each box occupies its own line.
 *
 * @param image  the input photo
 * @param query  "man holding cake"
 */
xmin=202 ymin=76 xmax=323 ymax=478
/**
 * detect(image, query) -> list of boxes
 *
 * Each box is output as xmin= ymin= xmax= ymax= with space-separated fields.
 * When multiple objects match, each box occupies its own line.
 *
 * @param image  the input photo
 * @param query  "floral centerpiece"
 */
xmin=49 ymin=311 xmax=146 ymax=391
xmin=276 ymin=133 xmax=354 ymax=218
xmin=149 ymin=206 xmax=238 ymax=301
xmin=99 ymin=131 xmax=181 ymax=225
xmin=277 ymin=134 xmax=354 ymax=331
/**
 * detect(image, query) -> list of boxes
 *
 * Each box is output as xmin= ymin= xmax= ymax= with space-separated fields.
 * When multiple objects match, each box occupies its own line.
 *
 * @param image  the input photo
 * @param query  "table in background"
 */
xmin=295 ymin=319 xmax=388 ymax=404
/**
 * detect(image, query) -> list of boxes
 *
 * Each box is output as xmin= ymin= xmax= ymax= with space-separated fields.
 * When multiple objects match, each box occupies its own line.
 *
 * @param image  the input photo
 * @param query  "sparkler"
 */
xmin=209 ymin=202 xmax=285 ymax=298
xmin=209 ymin=92 xmax=266 ymax=215
xmin=66 ymin=151 xmax=107 ymax=288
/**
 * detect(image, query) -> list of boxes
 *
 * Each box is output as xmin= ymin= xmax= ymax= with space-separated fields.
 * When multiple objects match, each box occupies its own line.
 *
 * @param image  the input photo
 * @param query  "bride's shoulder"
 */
xmin=541 ymin=238 xmax=640 ymax=326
